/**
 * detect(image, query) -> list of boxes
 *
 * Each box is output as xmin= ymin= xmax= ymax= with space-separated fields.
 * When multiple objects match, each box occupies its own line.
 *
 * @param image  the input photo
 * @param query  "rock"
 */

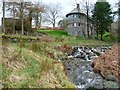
xmin=67 ymin=68 xmax=71 ymax=70
xmin=76 ymin=78 xmax=86 ymax=85
xmin=68 ymin=55 xmax=74 ymax=59
xmin=105 ymin=75 xmax=116 ymax=81
xmin=10 ymin=38 xmax=17 ymax=43
xmin=103 ymin=80 xmax=120 ymax=88
xmin=86 ymin=77 xmax=103 ymax=89
xmin=86 ymin=87 xmax=98 ymax=90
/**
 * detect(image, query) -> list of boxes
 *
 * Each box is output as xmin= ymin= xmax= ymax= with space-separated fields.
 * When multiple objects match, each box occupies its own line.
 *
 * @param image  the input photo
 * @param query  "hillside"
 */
xmin=2 ymin=38 xmax=75 ymax=88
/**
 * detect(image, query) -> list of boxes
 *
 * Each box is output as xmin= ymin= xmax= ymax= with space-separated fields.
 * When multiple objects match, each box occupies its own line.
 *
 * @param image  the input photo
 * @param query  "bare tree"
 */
xmin=13 ymin=2 xmax=16 ymax=34
xmin=32 ymin=1 xmax=46 ymax=29
xmin=16 ymin=0 xmax=28 ymax=34
xmin=24 ymin=2 xmax=34 ymax=31
xmin=21 ymin=1 xmax=24 ymax=35
xmin=80 ymin=0 xmax=93 ymax=38
xmin=5 ymin=0 xmax=46 ymax=33
xmin=12 ymin=0 xmax=26 ymax=35
xmin=6 ymin=2 xmax=18 ymax=34
xmin=45 ymin=3 xmax=62 ymax=27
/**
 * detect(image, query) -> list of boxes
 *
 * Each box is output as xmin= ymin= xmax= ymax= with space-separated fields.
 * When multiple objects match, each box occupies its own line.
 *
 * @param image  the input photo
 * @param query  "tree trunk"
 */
xmin=53 ymin=23 xmax=55 ymax=28
xmin=2 ymin=1 xmax=5 ymax=33
xmin=118 ymin=1 xmax=120 ymax=42
xmin=87 ymin=11 xmax=89 ymax=38
xmin=29 ymin=11 xmax=32 ymax=31
xmin=53 ymin=19 xmax=55 ymax=27
xmin=86 ymin=2 xmax=89 ymax=38
xmin=100 ymin=33 xmax=103 ymax=41
xmin=97 ymin=30 xmax=98 ymax=38
xmin=35 ymin=12 xmax=39 ymax=29
xmin=13 ymin=3 xmax=16 ymax=34
xmin=90 ymin=27 xmax=92 ymax=38
xmin=21 ymin=1 xmax=24 ymax=35
xmin=96 ymin=25 xmax=99 ymax=39
xmin=39 ymin=13 xmax=42 ymax=28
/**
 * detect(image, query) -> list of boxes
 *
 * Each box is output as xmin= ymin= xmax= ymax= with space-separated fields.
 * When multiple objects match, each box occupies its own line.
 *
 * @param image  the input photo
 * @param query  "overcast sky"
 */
xmin=0 ymin=0 xmax=118 ymax=26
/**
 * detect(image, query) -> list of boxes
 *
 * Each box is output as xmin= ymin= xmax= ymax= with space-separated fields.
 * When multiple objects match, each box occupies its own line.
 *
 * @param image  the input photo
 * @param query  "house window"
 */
xmin=74 ymin=23 xmax=76 ymax=26
xmin=72 ymin=14 xmax=74 ymax=18
xmin=81 ymin=23 xmax=83 ymax=26
xmin=74 ymin=14 xmax=78 ymax=18
xmin=78 ymin=23 xmax=80 ymax=26
xmin=68 ymin=23 xmax=70 ymax=26
xmin=72 ymin=23 xmax=74 ymax=26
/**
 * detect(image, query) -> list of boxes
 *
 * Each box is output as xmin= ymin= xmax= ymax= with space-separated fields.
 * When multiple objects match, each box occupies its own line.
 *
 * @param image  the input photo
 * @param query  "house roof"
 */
xmin=66 ymin=4 xmax=86 ymax=17
xmin=69 ymin=4 xmax=80 ymax=14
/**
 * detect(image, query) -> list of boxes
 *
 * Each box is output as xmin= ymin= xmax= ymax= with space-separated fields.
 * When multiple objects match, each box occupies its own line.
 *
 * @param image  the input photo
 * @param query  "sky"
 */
xmin=0 ymin=0 xmax=118 ymax=26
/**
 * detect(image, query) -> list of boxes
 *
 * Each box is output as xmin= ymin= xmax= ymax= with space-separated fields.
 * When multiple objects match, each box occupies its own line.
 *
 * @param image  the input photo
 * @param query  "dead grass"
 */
xmin=92 ymin=43 xmax=120 ymax=82
xmin=2 ymin=42 xmax=76 ymax=88
xmin=40 ymin=59 xmax=53 ymax=74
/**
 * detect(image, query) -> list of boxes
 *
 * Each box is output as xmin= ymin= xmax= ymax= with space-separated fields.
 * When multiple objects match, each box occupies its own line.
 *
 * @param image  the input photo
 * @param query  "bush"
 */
xmin=29 ymin=43 xmax=47 ymax=53
xmin=30 ymin=43 xmax=39 ymax=52
xmin=103 ymin=32 xmax=112 ymax=41
xmin=103 ymin=32 xmax=119 ymax=42
xmin=40 ymin=59 xmax=53 ymax=73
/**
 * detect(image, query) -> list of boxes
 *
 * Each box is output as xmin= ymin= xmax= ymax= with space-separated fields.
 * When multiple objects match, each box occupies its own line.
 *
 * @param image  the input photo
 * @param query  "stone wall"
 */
xmin=66 ymin=26 xmax=86 ymax=36
xmin=65 ymin=13 xmax=96 ymax=37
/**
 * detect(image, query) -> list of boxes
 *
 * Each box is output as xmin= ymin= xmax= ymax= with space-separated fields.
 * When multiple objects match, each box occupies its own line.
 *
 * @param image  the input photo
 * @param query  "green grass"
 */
xmin=102 ymin=32 xmax=119 ymax=42
xmin=37 ymin=30 xmax=68 ymax=36
xmin=37 ymin=29 xmax=114 ymax=46
xmin=2 ymin=42 xmax=76 ymax=88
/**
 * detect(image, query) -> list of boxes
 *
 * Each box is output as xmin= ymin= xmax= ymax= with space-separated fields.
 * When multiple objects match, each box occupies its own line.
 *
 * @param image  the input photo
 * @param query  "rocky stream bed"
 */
xmin=63 ymin=46 xmax=120 ymax=89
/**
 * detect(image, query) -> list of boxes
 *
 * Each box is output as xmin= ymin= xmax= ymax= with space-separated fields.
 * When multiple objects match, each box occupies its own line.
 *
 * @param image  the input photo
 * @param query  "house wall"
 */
xmin=110 ymin=21 xmax=119 ymax=36
xmin=65 ymin=13 xmax=95 ymax=37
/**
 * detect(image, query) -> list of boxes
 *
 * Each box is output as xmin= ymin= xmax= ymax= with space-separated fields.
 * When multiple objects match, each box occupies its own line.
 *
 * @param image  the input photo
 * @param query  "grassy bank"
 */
xmin=2 ymin=42 xmax=75 ymax=88
xmin=37 ymin=29 xmax=114 ymax=46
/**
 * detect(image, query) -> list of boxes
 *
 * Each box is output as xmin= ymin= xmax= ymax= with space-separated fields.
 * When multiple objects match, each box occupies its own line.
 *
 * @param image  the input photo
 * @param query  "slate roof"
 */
xmin=66 ymin=4 xmax=86 ymax=17
xmin=69 ymin=5 xmax=80 ymax=14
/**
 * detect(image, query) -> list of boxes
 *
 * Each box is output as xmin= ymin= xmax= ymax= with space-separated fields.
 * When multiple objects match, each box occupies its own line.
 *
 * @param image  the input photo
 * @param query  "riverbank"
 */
xmin=2 ymin=42 xmax=75 ymax=88
xmin=92 ymin=43 xmax=120 ymax=83
xmin=63 ymin=45 xmax=120 ymax=89
xmin=1 ymin=32 xmax=118 ymax=88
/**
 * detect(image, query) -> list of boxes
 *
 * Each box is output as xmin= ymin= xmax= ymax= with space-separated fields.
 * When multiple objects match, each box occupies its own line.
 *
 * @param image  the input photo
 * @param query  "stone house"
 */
xmin=65 ymin=4 xmax=96 ymax=37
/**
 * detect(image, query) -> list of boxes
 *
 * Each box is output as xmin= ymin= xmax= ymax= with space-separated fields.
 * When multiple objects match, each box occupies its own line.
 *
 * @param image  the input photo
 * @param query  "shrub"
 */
xmin=29 ymin=43 xmax=45 ymax=53
xmin=54 ymin=45 xmax=72 ymax=54
xmin=40 ymin=59 xmax=53 ymax=73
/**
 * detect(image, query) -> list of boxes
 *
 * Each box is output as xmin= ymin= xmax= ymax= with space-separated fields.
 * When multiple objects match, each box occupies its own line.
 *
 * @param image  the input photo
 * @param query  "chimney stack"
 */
xmin=77 ymin=4 xmax=80 ymax=9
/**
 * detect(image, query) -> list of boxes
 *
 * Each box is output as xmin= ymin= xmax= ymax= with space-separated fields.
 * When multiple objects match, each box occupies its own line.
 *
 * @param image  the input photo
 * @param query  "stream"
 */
xmin=63 ymin=46 xmax=120 ymax=89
